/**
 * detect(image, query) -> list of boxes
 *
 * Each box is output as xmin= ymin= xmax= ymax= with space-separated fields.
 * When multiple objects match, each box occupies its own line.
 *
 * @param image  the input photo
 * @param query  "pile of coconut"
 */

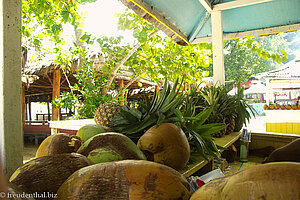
xmin=8 ymin=123 xmax=300 ymax=200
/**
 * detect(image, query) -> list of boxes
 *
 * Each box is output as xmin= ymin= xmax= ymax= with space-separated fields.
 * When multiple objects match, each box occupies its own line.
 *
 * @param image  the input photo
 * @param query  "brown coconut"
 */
xmin=190 ymin=162 xmax=300 ymax=200
xmin=7 ymin=183 xmax=35 ymax=200
xmin=35 ymin=133 xmax=81 ymax=158
xmin=57 ymin=160 xmax=191 ymax=200
xmin=9 ymin=153 xmax=91 ymax=199
xmin=263 ymin=138 xmax=300 ymax=163
xmin=137 ymin=123 xmax=190 ymax=171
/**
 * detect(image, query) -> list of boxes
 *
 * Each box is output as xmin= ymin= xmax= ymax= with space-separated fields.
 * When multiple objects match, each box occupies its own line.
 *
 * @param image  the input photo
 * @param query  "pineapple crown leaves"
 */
xmin=175 ymin=99 xmax=227 ymax=160
xmin=233 ymin=83 xmax=257 ymax=125
xmin=111 ymin=78 xmax=185 ymax=137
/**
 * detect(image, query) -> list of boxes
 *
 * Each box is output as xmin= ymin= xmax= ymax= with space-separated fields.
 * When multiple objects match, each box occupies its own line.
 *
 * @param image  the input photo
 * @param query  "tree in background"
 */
xmin=201 ymin=33 xmax=289 ymax=84
xmin=47 ymin=8 xmax=213 ymax=118
xmin=23 ymin=0 xmax=289 ymax=118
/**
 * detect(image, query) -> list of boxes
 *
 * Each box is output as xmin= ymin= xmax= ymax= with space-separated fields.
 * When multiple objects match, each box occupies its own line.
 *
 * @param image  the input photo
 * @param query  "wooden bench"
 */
xmin=24 ymin=124 xmax=51 ymax=145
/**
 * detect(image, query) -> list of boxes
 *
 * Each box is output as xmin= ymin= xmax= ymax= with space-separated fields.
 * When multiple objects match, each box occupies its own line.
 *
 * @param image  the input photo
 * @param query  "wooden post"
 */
xmin=28 ymin=97 xmax=32 ymax=123
xmin=124 ymin=90 xmax=128 ymax=105
xmin=119 ymin=79 xmax=125 ymax=105
xmin=47 ymin=101 xmax=51 ymax=121
xmin=22 ymin=83 xmax=25 ymax=139
xmin=211 ymin=11 xmax=225 ymax=86
xmin=52 ymin=69 xmax=61 ymax=121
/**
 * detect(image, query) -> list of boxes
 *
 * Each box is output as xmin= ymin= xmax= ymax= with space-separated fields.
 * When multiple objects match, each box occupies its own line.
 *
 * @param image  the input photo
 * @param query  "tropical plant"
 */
xmin=111 ymin=79 xmax=185 ymax=141
xmin=175 ymin=86 xmax=227 ymax=159
xmin=195 ymin=84 xmax=237 ymax=137
xmin=52 ymin=57 xmax=123 ymax=119
xmin=232 ymin=84 xmax=257 ymax=132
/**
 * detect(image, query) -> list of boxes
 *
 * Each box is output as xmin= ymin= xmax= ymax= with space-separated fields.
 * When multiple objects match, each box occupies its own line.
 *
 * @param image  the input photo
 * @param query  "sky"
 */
xmin=63 ymin=0 xmax=134 ymax=46
xmin=79 ymin=0 xmax=127 ymax=37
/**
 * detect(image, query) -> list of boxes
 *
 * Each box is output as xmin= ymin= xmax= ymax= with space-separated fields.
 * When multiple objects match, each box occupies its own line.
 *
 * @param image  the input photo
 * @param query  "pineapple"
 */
xmin=263 ymin=104 xmax=269 ymax=110
xmin=232 ymin=84 xmax=256 ymax=133
xmin=198 ymin=85 xmax=237 ymax=137
xmin=94 ymin=102 xmax=123 ymax=127
xmin=225 ymin=118 xmax=235 ymax=135
xmin=269 ymin=104 xmax=275 ymax=110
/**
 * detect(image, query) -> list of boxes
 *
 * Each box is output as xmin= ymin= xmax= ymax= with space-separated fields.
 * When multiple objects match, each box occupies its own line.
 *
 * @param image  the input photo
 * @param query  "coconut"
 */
xmin=7 ymin=183 xmax=35 ymax=200
xmin=137 ymin=123 xmax=190 ymax=171
xmin=76 ymin=124 xmax=112 ymax=143
xmin=263 ymin=138 xmax=300 ymax=163
xmin=77 ymin=132 xmax=146 ymax=164
xmin=35 ymin=133 xmax=81 ymax=158
xmin=57 ymin=160 xmax=191 ymax=200
xmin=9 ymin=153 xmax=91 ymax=198
xmin=190 ymin=162 xmax=300 ymax=200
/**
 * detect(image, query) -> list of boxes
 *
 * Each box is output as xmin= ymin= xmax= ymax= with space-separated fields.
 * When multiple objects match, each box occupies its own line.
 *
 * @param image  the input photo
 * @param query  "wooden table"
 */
xmin=181 ymin=131 xmax=241 ymax=177
xmin=49 ymin=119 xmax=95 ymax=134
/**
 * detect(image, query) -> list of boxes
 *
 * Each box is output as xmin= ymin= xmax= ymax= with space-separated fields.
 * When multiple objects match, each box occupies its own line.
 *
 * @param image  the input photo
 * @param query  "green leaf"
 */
xmin=137 ymin=82 xmax=143 ymax=87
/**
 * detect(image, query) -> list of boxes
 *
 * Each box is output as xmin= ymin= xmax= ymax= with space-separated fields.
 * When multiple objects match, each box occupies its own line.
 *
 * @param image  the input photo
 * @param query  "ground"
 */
xmin=225 ymin=155 xmax=264 ymax=175
xmin=23 ymin=143 xmax=38 ymax=161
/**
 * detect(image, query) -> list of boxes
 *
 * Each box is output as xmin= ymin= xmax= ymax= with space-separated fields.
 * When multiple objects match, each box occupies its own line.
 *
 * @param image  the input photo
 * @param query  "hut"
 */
xmin=22 ymin=54 xmax=156 ymax=142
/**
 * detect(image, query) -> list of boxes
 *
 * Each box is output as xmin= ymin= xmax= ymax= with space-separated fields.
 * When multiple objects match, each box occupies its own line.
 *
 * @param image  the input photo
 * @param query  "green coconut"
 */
xmin=77 ymin=132 xmax=146 ymax=163
xmin=76 ymin=124 xmax=112 ymax=143
xmin=87 ymin=148 xmax=123 ymax=164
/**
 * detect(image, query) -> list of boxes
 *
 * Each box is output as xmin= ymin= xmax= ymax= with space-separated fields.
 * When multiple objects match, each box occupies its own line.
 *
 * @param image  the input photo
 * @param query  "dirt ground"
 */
xmin=23 ymin=143 xmax=38 ymax=162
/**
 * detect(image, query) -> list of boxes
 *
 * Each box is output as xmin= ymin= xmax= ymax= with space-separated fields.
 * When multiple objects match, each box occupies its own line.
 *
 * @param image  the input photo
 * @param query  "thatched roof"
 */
xmin=23 ymin=53 xmax=157 ymax=102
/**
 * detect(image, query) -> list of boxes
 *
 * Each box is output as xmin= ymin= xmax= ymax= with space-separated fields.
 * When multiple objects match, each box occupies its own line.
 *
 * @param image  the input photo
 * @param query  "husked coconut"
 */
xmin=137 ymin=123 xmax=190 ymax=171
xmin=9 ymin=153 xmax=91 ymax=198
xmin=190 ymin=162 xmax=300 ymax=200
xmin=263 ymin=138 xmax=300 ymax=163
xmin=35 ymin=133 xmax=81 ymax=158
xmin=57 ymin=160 xmax=191 ymax=200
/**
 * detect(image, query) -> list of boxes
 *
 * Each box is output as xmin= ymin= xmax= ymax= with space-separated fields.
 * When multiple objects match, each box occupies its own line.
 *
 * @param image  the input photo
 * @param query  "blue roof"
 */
xmin=121 ymin=0 xmax=300 ymax=45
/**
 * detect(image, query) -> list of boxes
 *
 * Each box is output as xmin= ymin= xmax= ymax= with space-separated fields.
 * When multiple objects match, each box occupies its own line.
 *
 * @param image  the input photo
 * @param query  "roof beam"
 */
xmin=191 ymin=23 xmax=300 ymax=44
xmin=198 ymin=0 xmax=213 ymax=12
xmin=120 ymin=0 xmax=189 ymax=45
xmin=213 ymin=0 xmax=273 ymax=11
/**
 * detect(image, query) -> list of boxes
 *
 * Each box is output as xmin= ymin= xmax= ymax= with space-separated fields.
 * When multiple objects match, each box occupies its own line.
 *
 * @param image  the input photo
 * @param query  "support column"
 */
xmin=0 ymin=0 xmax=23 ymax=176
xmin=47 ymin=101 xmax=51 ymax=121
xmin=124 ymin=90 xmax=128 ymax=106
xmin=22 ymin=83 xmax=25 ymax=140
xmin=119 ymin=79 xmax=125 ymax=105
xmin=28 ymin=97 xmax=31 ymax=122
xmin=52 ymin=69 xmax=61 ymax=121
xmin=211 ymin=11 xmax=225 ymax=86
